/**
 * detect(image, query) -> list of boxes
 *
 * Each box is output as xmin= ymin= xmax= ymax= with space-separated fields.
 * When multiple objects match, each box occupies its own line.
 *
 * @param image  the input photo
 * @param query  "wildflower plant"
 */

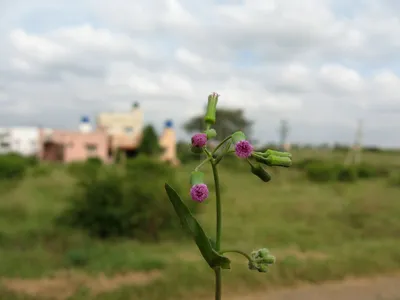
xmin=164 ymin=93 xmax=293 ymax=300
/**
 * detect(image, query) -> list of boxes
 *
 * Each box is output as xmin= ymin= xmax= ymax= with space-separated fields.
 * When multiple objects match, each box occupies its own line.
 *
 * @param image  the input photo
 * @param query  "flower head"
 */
xmin=235 ymin=140 xmax=254 ymax=158
xmin=191 ymin=133 xmax=208 ymax=148
xmin=248 ymin=248 xmax=275 ymax=273
xmin=190 ymin=183 xmax=209 ymax=202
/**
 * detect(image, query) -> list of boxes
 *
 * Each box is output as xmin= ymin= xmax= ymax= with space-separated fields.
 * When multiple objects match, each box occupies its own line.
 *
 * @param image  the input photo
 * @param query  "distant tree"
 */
xmin=139 ymin=125 xmax=160 ymax=155
xmin=183 ymin=108 xmax=253 ymax=141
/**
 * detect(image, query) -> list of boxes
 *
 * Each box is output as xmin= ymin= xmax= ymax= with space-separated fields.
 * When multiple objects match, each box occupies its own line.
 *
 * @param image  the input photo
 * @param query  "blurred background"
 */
xmin=0 ymin=0 xmax=400 ymax=299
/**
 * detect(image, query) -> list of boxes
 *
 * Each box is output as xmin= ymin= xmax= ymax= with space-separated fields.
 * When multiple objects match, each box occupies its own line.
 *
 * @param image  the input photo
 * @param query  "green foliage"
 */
xmin=86 ymin=157 xmax=103 ymax=166
xmin=165 ymin=184 xmax=231 ymax=269
xmin=139 ymin=125 xmax=161 ymax=156
xmin=66 ymin=160 xmax=102 ymax=182
xmin=176 ymin=142 xmax=202 ymax=164
xmin=337 ymin=166 xmax=358 ymax=182
xmin=305 ymin=161 xmax=341 ymax=183
xmin=388 ymin=171 xmax=400 ymax=187
xmin=58 ymin=156 xmax=199 ymax=240
xmin=0 ymin=153 xmax=29 ymax=181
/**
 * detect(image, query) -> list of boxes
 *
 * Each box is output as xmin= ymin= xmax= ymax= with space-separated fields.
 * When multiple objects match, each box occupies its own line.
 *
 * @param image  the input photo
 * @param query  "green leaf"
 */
xmin=165 ymin=183 xmax=231 ymax=270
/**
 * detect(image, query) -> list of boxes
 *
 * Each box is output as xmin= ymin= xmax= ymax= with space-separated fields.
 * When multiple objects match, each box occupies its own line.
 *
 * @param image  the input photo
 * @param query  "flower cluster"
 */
xmin=248 ymin=248 xmax=276 ymax=273
xmin=165 ymin=92 xmax=293 ymax=300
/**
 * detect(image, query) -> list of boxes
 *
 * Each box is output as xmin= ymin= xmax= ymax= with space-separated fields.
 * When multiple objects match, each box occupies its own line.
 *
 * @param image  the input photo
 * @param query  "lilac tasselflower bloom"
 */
xmin=191 ymin=133 xmax=208 ymax=148
xmin=190 ymin=183 xmax=209 ymax=202
xmin=235 ymin=140 xmax=254 ymax=158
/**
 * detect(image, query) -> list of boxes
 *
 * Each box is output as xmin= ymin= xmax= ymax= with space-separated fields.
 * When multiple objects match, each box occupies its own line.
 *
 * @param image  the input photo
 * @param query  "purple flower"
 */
xmin=190 ymin=183 xmax=209 ymax=202
xmin=235 ymin=140 xmax=254 ymax=158
xmin=191 ymin=133 xmax=207 ymax=148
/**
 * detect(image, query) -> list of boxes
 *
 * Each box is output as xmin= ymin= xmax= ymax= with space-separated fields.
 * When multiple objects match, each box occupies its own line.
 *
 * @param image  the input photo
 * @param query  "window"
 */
xmin=0 ymin=142 xmax=10 ymax=149
xmin=124 ymin=127 xmax=133 ymax=133
xmin=86 ymin=143 xmax=97 ymax=153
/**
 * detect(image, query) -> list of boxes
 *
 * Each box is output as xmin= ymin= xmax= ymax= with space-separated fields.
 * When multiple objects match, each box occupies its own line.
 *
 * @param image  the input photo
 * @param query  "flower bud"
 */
xmin=204 ymin=93 xmax=219 ymax=125
xmin=264 ymin=155 xmax=292 ymax=167
xmin=248 ymin=248 xmax=275 ymax=273
xmin=190 ymin=171 xmax=205 ymax=186
xmin=263 ymin=149 xmax=292 ymax=158
xmin=250 ymin=163 xmax=271 ymax=182
xmin=205 ymin=128 xmax=217 ymax=139
xmin=231 ymin=131 xmax=247 ymax=144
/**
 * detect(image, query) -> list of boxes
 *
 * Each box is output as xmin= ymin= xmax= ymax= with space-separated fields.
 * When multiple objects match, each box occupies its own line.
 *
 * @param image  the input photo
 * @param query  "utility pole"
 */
xmin=344 ymin=119 xmax=363 ymax=165
xmin=278 ymin=119 xmax=290 ymax=151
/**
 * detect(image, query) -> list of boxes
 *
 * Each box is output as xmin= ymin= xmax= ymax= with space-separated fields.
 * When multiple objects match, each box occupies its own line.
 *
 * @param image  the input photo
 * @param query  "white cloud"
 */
xmin=0 ymin=0 xmax=400 ymax=147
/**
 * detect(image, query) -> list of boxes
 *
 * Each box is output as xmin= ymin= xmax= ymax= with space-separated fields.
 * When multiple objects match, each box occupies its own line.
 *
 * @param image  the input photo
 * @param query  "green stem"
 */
xmin=211 ymin=161 xmax=222 ymax=300
xmin=194 ymin=156 xmax=212 ymax=171
xmin=220 ymin=250 xmax=253 ymax=262
xmin=214 ymin=268 xmax=222 ymax=300
xmin=212 ymin=135 xmax=232 ymax=155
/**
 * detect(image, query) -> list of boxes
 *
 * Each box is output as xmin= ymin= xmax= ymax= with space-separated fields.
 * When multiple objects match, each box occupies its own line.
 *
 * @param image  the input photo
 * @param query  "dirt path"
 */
xmin=230 ymin=274 xmax=400 ymax=300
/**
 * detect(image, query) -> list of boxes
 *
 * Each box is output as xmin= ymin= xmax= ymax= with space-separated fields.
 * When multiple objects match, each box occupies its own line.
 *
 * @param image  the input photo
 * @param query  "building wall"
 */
xmin=0 ymin=127 xmax=40 ymax=156
xmin=96 ymin=106 xmax=144 ymax=149
xmin=39 ymin=129 xmax=110 ymax=163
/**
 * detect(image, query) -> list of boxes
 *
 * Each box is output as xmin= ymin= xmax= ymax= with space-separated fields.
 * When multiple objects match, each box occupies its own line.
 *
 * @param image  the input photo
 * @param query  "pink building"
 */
xmin=38 ymin=128 xmax=111 ymax=163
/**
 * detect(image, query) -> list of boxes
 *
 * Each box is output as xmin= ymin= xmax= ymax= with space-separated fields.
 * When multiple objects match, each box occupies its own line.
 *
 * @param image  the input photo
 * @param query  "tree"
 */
xmin=183 ymin=108 xmax=253 ymax=140
xmin=139 ymin=125 xmax=160 ymax=155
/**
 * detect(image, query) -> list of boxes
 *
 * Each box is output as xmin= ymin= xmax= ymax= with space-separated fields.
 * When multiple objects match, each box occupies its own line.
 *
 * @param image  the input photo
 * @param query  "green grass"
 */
xmin=1 ymin=150 xmax=400 ymax=299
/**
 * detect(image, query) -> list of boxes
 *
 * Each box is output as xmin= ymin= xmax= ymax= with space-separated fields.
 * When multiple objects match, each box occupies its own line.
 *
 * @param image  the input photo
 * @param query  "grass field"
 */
xmin=0 ymin=149 xmax=400 ymax=299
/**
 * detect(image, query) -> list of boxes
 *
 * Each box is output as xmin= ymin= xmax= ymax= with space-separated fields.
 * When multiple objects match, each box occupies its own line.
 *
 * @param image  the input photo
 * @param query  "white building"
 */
xmin=0 ymin=127 xmax=40 ymax=156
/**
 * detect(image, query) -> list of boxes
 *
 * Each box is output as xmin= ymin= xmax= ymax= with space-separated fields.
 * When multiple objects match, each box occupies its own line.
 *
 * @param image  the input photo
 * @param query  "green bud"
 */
xmin=250 ymin=163 xmax=271 ymax=182
xmin=205 ymin=128 xmax=217 ymax=139
xmin=257 ymin=264 xmax=268 ymax=273
xmin=204 ymin=93 xmax=219 ymax=125
xmin=263 ymin=149 xmax=292 ymax=158
xmin=231 ymin=131 xmax=247 ymax=144
xmin=248 ymin=248 xmax=275 ymax=273
xmin=191 ymin=145 xmax=203 ymax=154
xmin=264 ymin=155 xmax=292 ymax=168
xmin=190 ymin=171 xmax=205 ymax=185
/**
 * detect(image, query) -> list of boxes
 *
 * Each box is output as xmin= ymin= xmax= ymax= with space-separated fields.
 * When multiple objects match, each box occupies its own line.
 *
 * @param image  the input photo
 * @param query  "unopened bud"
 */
xmin=205 ymin=128 xmax=217 ymax=139
xmin=250 ymin=163 xmax=271 ymax=182
xmin=231 ymin=131 xmax=247 ymax=144
xmin=204 ymin=93 xmax=219 ymax=125
xmin=264 ymin=155 xmax=292 ymax=168
xmin=263 ymin=149 xmax=292 ymax=158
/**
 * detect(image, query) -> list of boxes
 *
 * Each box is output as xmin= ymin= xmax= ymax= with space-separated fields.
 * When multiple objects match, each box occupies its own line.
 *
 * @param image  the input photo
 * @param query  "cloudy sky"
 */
xmin=0 ymin=0 xmax=399 ymax=147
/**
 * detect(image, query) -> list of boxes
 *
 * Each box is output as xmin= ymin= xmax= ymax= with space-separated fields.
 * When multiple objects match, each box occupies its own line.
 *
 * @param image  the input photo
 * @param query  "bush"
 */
xmin=58 ymin=156 xmax=199 ymax=240
xmin=86 ymin=157 xmax=103 ymax=166
xmin=305 ymin=161 xmax=341 ymax=183
xmin=0 ymin=153 xmax=28 ymax=181
xmin=388 ymin=171 xmax=400 ymax=187
xmin=337 ymin=167 xmax=358 ymax=182
xmin=67 ymin=161 xmax=102 ymax=182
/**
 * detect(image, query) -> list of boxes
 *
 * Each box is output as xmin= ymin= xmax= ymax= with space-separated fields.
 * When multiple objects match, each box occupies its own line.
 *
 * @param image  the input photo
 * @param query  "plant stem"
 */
xmin=220 ymin=250 xmax=253 ymax=262
xmin=212 ymin=135 xmax=232 ymax=155
xmin=214 ymin=268 xmax=222 ymax=300
xmin=211 ymin=161 xmax=222 ymax=300
xmin=195 ymin=156 xmax=212 ymax=171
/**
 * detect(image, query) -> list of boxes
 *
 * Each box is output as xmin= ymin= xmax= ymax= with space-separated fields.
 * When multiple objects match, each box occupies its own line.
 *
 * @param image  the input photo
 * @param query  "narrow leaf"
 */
xmin=165 ymin=183 xmax=231 ymax=270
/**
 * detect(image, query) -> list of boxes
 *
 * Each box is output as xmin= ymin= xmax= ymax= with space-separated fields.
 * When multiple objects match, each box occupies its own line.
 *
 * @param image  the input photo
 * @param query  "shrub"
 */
xmin=0 ymin=153 xmax=28 ymax=181
xmin=58 ymin=156 xmax=199 ymax=240
xmin=356 ymin=163 xmax=378 ymax=179
xmin=86 ymin=157 xmax=103 ymax=166
xmin=176 ymin=142 xmax=201 ymax=164
xmin=388 ymin=171 xmax=400 ymax=187
xmin=67 ymin=161 xmax=102 ymax=182
xmin=294 ymin=158 xmax=323 ymax=171
xmin=337 ymin=166 xmax=358 ymax=182
xmin=305 ymin=161 xmax=340 ymax=183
